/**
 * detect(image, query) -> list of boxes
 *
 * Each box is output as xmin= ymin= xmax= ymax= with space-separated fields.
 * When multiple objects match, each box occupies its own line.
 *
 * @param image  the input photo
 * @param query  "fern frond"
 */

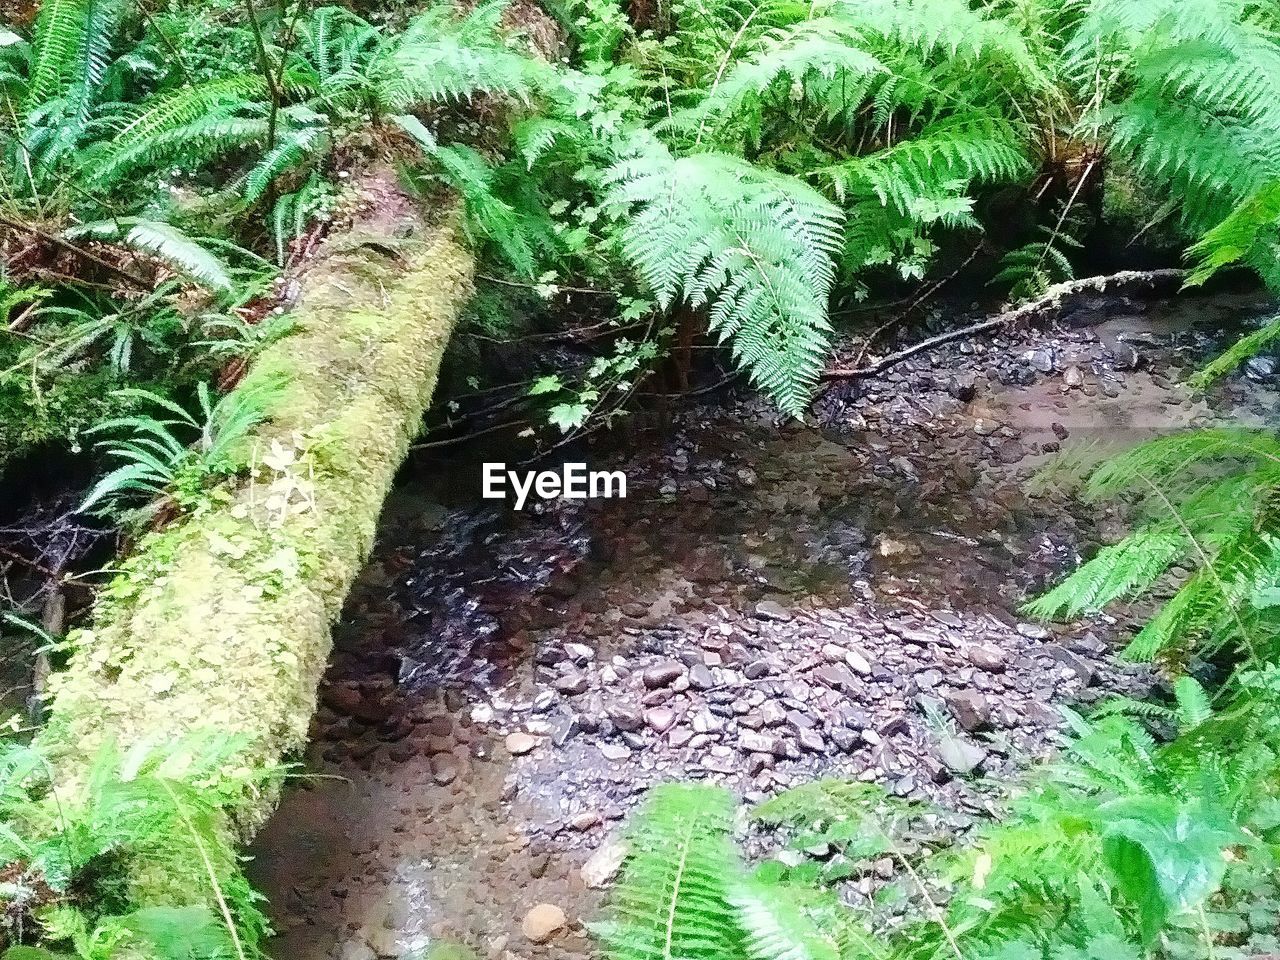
xmin=814 ymin=116 xmax=1028 ymax=209
xmin=1084 ymin=429 xmax=1280 ymax=499
xmin=688 ymin=19 xmax=885 ymax=144
xmin=1023 ymin=527 xmax=1188 ymax=621
xmin=1186 ymin=182 xmax=1280 ymax=290
xmin=605 ymin=141 xmax=842 ymax=414
xmin=732 ymin=880 xmax=841 ymax=960
xmin=242 ymin=120 xmax=329 ymax=205
xmin=602 ymin=783 xmax=745 ymax=960
xmin=65 ymin=219 xmax=235 ymax=294
xmin=372 ymin=3 xmax=548 ymax=111
xmin=1173 ymin=676 xmax=1212 ymax=730
xmin=23 ymin=0 xmax=89 ymax=108
xmin=1189 ymin=312 xmax=1280 ymax=387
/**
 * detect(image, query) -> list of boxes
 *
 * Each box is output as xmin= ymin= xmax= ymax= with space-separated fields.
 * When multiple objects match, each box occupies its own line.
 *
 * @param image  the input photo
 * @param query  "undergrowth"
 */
xmin=0 ymin=734 xmax=281 ymax=960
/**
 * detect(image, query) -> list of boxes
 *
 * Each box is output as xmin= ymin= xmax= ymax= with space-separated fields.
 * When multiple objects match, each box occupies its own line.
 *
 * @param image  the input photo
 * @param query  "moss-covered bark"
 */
xmin=38 ymin=198 xmax=472 ymax=896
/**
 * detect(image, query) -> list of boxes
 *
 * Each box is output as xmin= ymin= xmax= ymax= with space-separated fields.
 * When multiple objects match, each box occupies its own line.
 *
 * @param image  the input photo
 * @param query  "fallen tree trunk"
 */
xmin=37 ymin=187 xmax=472 ymax=906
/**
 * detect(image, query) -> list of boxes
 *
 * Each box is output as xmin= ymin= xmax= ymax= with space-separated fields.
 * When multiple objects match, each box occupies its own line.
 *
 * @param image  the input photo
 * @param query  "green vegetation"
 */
xmin=6 ymin=0 xmax=1274 ymax=429
xmin=0 ymin=736 xmax=278 ymax=959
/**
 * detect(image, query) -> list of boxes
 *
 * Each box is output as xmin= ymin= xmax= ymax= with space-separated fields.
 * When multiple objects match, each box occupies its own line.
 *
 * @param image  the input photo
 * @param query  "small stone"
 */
xmin=599 ymin=742 xmax=631 ymax=761
xmin=570 ymin=811 xmax=602 ymax=831
xmin=943 ymin=689 xmax=991 ymax=732
xmin=1028 ymin=348 xmax=1055 ymax=373
xmin=1246 ymin=356 xmax=1276 ymax=380
xmin=430 ymin=754 xmax=460 ymax=785
xmin=830 ymin=728 xmax=859 ymax=752
xmin=554 ymin=673 xmax=589 ymax=695
xmin=797 ymin=728 xmax=825 ymax=753
xmin=582 ymin=839 xmax=629 ymax=889
xmin=965 ymin=644 xmax=1006 ymax=672
xmin=1041 ymin=644 xmax=1095 ymax=685
xmin=1063 ymin=365 xmax=1084 ymax=388
xmin=744 ymin=659 xmax=772 ymax=680
xmin=937 ymin=734 xmax=987 ymax=775
xmin=506 ymin=732 xmax=538 ymax=755
xmin=739 ymin=731 xmax=779 ymax=755
xmin=758 ymin=701 xmax=786 ymax=726
xmin=551 ymin=713 xmax=579 ymax=746
xmin=1015 ymin=622 xmax=1050 ymax=640
xmin=564 ymin=642 xmax=595 ymax=663
xmin=844 ymin=649 xmax=872 ymax=676
xmin=522 ymin=904 xmax=567 ymax=943
xmin=607 ymin=703 xmax=645 ymax=732
xmin=1111 ymin=343 xmax=1140 ymax=370
xmin=691 ymin=709 xmax=725 ymax=734
xmin=645 ymin=706 xmax=676 ymax=733
xmin=753 ymin=600 xmax=792 ymax=622
xmin=643 ymin=661 xmax=685 ymax=689
xmin=1244 ymin=358 xmax=1274 ymax=378
xmin=688 ymin=663 xmax=715 ymax=690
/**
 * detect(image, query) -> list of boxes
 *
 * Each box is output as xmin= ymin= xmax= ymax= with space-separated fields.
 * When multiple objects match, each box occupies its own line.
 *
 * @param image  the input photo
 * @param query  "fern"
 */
xmin=370 ymin=1 xmax=550 ymax=111
xmin=601 ymin=783 xmax=745 ymax=960
xmin=242 ymin=116 xmax=329 ymax=205
xmin=65 ymin=219 xmax=236 ymax=294
xmin=1173 ymin=676 xmax=1212 ymax=730
xmin=1186 ymin=183 xmax=1280 ymax=289
xmin=79 ymin=378 xmax=281 ymax=517
xmin=1024 ymin=527 xmax=1188 ymax=620
xmin=1070 ymin=0 xmax=1280 ymax=293
xmin=1188 ymin=312 xmax=1280 ymax=388
xmin=731 ymin=880 xmax=840 ymax=960
xmin=0 ymin=736 xmax=279 ymax=957
xmin=23 ymin=0 xmax=92 ymax=109
xmin=1028 ymin=428 xmax=1280 ymax=661
xmin=604 ymin=140 xmax=843 ymax=414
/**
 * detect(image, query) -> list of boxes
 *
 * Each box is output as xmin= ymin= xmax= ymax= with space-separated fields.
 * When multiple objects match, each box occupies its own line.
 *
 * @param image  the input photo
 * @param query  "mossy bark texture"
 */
xmin=41 ymin=209 xmax=473 ymax=830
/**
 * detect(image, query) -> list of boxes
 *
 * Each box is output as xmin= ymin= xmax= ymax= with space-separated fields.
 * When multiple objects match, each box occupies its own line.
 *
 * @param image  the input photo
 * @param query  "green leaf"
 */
xmin=1101 ymin=797 xmax=1236 ymax=943
xmin=548 ymin=402 xmax=590 ymax=432
xmin=528 ymin=374 xmax=564 ymax=396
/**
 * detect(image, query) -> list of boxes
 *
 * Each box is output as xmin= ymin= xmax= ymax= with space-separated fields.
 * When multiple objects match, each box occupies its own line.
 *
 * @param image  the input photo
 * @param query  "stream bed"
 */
xmin=248 ymin=291 xmax=1280 ymax=960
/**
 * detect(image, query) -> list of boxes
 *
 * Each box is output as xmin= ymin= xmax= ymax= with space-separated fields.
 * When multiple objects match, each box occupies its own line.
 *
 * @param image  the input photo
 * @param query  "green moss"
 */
xmin=0 ymin=366 xmax=128 ymax=469
xmin=39 ymin=215 xmax=474 ymax=913
xmin=1101 ymin=168 xmax=1183 ymax=254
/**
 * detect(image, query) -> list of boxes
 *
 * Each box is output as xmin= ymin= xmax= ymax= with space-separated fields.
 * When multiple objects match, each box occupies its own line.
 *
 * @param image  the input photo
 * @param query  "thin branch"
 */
xmin=822 ymin=268 xmax=1186 ymax=381
xmin=0 ymin=214 xmax=153 ymax=290
xmin=476 ymin=272 xmax=615 ymax=296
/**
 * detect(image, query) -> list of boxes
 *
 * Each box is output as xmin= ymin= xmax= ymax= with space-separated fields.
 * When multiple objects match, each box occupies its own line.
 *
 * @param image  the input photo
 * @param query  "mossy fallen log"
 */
xmin=36 ymin=197 xmax=472 ymax=912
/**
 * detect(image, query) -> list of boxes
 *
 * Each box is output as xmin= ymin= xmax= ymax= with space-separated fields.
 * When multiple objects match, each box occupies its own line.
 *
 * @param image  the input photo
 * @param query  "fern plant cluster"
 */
xmin=6 ymin=0 xmax=1280 ymax=420
xmin=0 ymin=735 xmax=281 ymax=960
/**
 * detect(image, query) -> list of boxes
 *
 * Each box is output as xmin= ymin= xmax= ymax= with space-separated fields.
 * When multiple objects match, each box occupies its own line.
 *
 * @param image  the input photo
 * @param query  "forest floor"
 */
xmin=248 ymin=289 xmax=1280 ymax=960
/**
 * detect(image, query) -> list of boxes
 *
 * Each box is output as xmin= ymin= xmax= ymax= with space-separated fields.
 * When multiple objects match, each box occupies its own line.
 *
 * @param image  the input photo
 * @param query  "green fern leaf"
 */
xmin=602 ymin=783 xmax=745 ymax=960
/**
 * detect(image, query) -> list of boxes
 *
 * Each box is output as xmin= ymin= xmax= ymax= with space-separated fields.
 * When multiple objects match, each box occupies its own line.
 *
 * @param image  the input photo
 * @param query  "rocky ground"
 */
xmin=248 ymin=290 xmax=1280 ymax=960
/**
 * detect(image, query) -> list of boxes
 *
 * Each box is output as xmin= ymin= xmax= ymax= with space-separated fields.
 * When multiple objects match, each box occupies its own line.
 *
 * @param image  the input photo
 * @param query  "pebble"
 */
xmin=753 ymin=600 xmax=792 ymax=621
xmin=937 ymin=734 xmax=987 ymax=776
xmin=521 ymin=904 xmax=567 ymax=943
xmin=505 ymin=732 xmax=538 ymax=756
xmin=581 ymin=839 xmax=628 ymax=888
xmin=645 ymin=706 xmax=676 ymax=733
xmin=642 ymin=661 xmax=685 ymax=689
xmin=943 ymin=689 xmax=991 ymax=732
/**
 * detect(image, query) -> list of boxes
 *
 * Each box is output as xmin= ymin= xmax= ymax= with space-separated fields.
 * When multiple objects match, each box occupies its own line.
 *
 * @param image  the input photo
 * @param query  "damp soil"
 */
xmin=248 ymin=290 xmax=1280 ymax=960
